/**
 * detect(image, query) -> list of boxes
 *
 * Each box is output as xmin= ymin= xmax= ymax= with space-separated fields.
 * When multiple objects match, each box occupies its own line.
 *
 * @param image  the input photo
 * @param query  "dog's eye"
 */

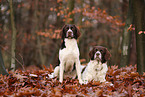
xmin=100 ymin=50 xmax=103 ymax=52
xmin=71 ymin=27 xmax=74 ymax=30
xmin=65 ymin=27 xmax=69 ymax=30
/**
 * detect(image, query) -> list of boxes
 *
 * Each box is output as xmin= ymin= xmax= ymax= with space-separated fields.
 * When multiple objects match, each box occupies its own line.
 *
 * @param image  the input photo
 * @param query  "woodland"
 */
xmin=0 ymin=0 xmax=145 ymax=96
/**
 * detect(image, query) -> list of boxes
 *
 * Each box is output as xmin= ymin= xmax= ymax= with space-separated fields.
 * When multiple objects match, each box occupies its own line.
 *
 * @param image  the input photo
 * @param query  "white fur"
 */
xmin=82 ymin=60 xmax=108 ymax=84
xmin=49 ymin=38 xmax=84 ymax=84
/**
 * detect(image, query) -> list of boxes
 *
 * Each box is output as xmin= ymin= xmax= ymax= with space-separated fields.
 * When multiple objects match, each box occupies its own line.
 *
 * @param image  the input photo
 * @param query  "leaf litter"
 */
xmin=0 ymin=65 xmax=144 ymax=96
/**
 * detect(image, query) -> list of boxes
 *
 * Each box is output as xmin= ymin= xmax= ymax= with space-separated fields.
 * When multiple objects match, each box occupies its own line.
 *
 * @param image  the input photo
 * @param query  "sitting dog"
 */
xmin=49 ymin=24 xmax=84 ymax=84
xmin=82 ymin=46 xmax=111 ymax=83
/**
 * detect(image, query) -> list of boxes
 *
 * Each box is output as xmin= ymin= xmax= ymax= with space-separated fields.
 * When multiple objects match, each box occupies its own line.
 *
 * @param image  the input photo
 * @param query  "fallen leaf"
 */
xmin=29 ymin=74 xmax=38 ymax=77
xmin=13 ymin=73 xmax=27 ymax=82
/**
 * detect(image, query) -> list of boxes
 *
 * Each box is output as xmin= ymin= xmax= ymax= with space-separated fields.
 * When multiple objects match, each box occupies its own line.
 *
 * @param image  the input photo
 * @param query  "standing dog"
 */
xmin=49 ymin=24 xmax=84 ymax=84
xmin=82 ymin=46 xmax=111 ymax=83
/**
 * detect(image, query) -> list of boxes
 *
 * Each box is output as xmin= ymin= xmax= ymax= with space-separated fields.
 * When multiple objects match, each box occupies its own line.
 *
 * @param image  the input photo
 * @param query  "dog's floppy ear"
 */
xmin=89 ymin=48 xmax=95 ymax=60
xmin=73 ymin=24 xmax=81 ymax=38
xmin=60 ymin=25 xmax=66 ymax=39
xmin=105 ymin=48 xmax=111 ymax=61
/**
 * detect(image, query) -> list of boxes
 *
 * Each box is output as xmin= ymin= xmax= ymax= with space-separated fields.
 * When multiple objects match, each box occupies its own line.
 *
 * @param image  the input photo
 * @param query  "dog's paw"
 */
xmin=83 ymin=80 xmax=88 ymax=84
xmin=48 ymin=73 xmax=54 ymax=78
xmin=79 ymin=80 xmax=84 ymax=85
xmin=79 ymin=79 xmax=87 ymax=85
xmin=59 ymin=79 xmax=63 ymax=83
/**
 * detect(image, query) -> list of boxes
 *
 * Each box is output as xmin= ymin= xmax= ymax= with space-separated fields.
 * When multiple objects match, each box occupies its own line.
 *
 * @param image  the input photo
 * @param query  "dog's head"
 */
xmin=89 ymin=46 xmax=111 ymax=63
xmin=60 ymin=24 xmax=81 ymax=39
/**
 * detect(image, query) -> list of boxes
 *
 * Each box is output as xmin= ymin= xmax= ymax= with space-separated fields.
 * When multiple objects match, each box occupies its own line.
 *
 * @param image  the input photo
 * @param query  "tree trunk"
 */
xmin=120 ymin=0 xmax=133 ymax=67
xmin=34 ymin=0 xmax=45 ymax=68
xmin=55 ymin=0 xmax=63 ymax=27
xmin=0 ymin=49 xmax=8 ymax=75
xmin=9 ymin=0 xmax=17 ymax=72
xmin=66 ymin=0 xmax=75 ymax=24
xmin=132 ymin=0 xmax=145 ymax=74
xmin=0 ymin=2 xmax=3 ymax=30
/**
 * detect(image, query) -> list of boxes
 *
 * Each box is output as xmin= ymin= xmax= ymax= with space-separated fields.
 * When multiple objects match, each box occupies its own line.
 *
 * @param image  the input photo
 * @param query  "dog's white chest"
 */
xmin=82 ymin=60 xmax=108 ymax=82
xmin=59 ymin=39 xmax=79 ymax=61
xmin=86 ymin=61 xmax=102 ymax=74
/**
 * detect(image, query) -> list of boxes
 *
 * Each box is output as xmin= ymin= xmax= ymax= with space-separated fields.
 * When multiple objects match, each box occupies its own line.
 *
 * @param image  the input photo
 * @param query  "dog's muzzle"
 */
xmin=66 ymin=29 xmax=73 ymax=38
xmin=94 ymin=51 xmax=102 ymax=61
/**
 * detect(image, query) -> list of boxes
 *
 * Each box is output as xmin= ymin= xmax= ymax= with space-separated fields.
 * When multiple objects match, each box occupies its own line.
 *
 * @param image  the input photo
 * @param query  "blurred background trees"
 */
xmin=0 ymin=0 xmax=144 ymax=73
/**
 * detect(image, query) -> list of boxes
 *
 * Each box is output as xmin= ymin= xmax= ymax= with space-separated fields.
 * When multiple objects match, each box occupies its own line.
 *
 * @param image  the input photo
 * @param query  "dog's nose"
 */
xmin=68 ymin=31 xmax=72 ymax=34
xmin=96 ymin=53 xmax=100 ymax=56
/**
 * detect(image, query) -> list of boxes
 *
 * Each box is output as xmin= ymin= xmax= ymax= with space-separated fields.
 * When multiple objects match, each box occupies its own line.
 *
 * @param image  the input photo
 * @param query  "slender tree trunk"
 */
xmin=9 ymin=0 xmax=17 ymax=72
xmin=132 ymin=0 xmax=145 ymax=74
xmin=34 ymin=0 xmax=45 ymax=68
xmin=55 ymin=0 xmax=63 ymax=27
xmin=78 ymin=0 xmax=83 ymax=27
xmin=80 ymin=0 xmax=92 ymax=62
xmin=0 ymin=49 xmax=8 ymax=75
xmin=66 ymin=0 xmax=75 ymax=24
xmin=120 ymin=0 xmax=133 ymax=67
xmin=0 ymin=2 xmax=3 ymax=30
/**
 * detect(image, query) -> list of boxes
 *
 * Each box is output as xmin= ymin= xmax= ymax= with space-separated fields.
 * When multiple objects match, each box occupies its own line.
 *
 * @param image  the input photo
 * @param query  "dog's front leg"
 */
xmin=59 ymin=61 xmax=64 ymax=83
xmin=76 ymin=59 xmax=84 ymax=84
xmin=99 ymin=63 xmax=108 ymax=82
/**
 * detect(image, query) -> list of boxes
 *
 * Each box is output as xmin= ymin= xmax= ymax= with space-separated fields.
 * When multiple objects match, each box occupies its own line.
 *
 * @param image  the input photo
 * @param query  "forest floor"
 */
xmin=0 ymin=65 xmax=145 ymax=97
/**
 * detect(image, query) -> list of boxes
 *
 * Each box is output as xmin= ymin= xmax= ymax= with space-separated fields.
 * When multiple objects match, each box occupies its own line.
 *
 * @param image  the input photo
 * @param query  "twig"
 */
xmin=18 ymin=53 xmax=26 ymax=71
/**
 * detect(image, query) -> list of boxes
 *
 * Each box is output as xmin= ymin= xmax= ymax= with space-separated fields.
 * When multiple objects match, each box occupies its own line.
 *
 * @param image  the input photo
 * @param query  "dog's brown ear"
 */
xmin=60 ymin=25 xmax=66 ymax=39
xmin=89 ymin=48 xmax=95 ymax=60
xmin=105 ymin=48 xmax=111 ymax=61
xmin=73 ymin=24 xmax=81 ymax=38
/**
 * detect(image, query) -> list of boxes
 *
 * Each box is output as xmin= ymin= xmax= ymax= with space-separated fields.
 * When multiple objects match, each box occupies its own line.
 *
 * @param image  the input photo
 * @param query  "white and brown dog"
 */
xmin=49 ymin=24 xmax=84 ymax=84
xmin=82 ymin=46 xmax=111 ymax=83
